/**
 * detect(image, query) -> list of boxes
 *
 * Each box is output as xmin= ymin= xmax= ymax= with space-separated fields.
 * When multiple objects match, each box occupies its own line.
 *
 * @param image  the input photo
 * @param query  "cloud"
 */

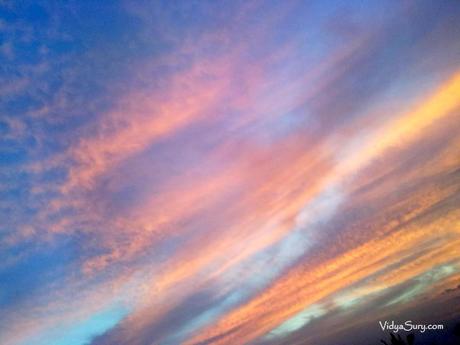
xmin=2 ymin=2 xmax=460 ymax=345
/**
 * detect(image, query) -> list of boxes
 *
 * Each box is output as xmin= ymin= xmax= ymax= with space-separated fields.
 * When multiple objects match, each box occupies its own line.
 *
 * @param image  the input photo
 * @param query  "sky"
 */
xmin=1 ymin=1 xmax=460 ymax=345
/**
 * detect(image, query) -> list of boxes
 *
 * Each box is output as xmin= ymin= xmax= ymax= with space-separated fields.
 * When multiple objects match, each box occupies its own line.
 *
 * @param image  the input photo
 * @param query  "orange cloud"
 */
xmin=185 ymin=71 xmax=460 ymax=345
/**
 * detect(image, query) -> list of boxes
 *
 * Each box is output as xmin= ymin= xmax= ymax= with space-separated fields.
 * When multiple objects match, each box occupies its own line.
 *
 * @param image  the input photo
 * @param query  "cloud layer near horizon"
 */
xmin=1 ymin=1 xmax=460 ymax=345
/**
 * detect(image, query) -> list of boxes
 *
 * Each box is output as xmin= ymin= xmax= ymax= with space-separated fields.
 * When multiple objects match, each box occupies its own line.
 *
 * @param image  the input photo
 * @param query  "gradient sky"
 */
xmin=1 ymin=1 xmax=460 ymax=345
